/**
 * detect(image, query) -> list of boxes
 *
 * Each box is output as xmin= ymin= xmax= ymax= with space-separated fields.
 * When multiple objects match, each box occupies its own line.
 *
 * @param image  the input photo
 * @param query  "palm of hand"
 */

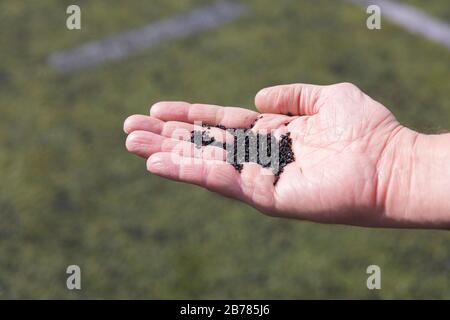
xmin=271 ymin=84 xmax=400 ymax=224
xmin=124 ymin=83 xmax=401 ymax=226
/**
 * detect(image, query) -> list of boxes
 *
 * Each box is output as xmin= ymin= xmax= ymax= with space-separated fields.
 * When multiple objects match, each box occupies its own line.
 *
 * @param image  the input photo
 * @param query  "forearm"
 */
xmin=381 ymin=128 xmax=450 ymax=229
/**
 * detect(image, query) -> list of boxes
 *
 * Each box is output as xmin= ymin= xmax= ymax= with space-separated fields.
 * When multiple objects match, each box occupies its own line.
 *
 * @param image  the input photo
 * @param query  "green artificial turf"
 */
xmin=0 ymin=0 xmax=449 ymax=298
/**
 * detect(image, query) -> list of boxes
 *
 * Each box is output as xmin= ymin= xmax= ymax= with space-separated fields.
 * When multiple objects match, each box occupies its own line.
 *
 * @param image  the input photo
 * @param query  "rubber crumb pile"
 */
xmin=190 ymin=124 xmax=295 ymax=183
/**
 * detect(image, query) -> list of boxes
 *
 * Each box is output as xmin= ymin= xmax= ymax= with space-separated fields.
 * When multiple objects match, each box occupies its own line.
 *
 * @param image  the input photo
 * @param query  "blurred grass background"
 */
xmin=0 ymin=0 xmax=449 ymax=299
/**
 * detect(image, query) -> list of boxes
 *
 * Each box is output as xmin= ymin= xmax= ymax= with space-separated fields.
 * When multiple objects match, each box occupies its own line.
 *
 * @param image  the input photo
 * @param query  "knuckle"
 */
xmin=335 ymin=82 xmax=359 ymax=91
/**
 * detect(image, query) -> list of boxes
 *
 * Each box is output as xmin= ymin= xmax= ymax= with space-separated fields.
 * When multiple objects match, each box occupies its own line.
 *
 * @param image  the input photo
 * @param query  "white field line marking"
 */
xmin=48 ymin=1 xmax=247 ymax=72
xmin=351 ymin=0 xmax=450 ymax=49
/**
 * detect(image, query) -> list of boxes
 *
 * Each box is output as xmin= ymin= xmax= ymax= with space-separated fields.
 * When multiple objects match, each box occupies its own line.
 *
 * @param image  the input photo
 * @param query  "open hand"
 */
xmin=124 ymin=83 xmax=418 ymax=227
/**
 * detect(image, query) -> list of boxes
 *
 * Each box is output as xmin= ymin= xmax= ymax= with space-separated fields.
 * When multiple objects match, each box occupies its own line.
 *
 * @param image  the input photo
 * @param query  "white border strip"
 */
xmin=48 ymin=1 xmax=247 ymax=72
xmin=351 ymin=0 xmax=450 ymax=48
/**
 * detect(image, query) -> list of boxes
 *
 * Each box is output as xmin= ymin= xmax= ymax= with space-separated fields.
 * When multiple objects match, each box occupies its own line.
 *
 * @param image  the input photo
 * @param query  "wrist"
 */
xmin=379 ymin=128 xmax=450 ymax=229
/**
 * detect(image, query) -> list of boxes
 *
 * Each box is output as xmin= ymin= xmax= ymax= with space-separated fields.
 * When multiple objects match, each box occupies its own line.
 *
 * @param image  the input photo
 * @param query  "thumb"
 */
xmin=254 ymin=83 xmax=323 ymax=116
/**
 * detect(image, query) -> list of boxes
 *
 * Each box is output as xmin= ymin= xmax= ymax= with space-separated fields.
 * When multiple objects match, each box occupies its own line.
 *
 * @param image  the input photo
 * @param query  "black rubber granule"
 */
xmin=190 ymin=130 xmax=216 ymax=149
xmin=276 ymin=132 xmax=295 ymax=176
xmin=190 ymin=125 xmax=295 ymax=181
xmin=215 ymin=124 xmax=227 ymax=130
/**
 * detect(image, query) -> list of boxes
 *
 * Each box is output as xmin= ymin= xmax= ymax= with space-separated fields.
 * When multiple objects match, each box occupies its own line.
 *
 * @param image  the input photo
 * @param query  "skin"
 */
xmin=124 ymin=83 xmax=450 ymax=229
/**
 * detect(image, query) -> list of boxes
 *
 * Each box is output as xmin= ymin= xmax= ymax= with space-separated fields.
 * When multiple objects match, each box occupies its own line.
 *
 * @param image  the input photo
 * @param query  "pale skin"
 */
xmin=124 ymin=83 xmax=450 ymax=229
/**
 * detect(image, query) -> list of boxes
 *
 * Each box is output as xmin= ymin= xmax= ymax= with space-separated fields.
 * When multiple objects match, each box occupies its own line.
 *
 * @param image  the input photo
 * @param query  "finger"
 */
xmin=147 ymin=152 xmax=244 ymax=199
xmin=124 ymin=115 xmax=232 ymax=143
xmin=150 ymin=101 xmax=260 ymax=128
xmin=124 ymin=115 xmax=164 ymax=134
xmin=126 ymin=130 xmax=226 ymax=160
xmin=254 ymin=83 xmax=323 ymax=116
xmin=239 ymin=162 xmax=276 ymax=211
xmin=124 ymin=115 xmax=193 ymax=139
xmin=251 ymin=113 xmax=292 ymax=132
